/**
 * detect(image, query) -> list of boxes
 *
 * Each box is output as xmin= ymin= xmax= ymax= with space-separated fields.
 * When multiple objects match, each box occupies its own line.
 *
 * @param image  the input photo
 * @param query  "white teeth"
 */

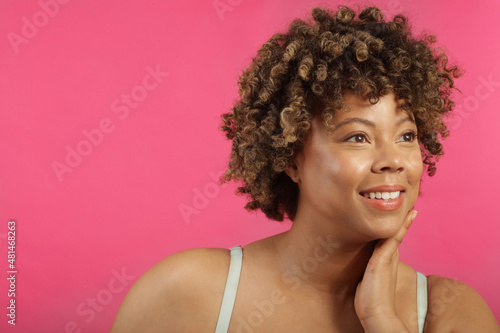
xmin=362 ymin=191 xmax=401 ymax=201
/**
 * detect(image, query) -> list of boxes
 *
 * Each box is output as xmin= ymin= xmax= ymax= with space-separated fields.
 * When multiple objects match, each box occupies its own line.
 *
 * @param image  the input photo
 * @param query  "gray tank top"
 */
xmin=214 ymin=246 xmax=428 ymax=332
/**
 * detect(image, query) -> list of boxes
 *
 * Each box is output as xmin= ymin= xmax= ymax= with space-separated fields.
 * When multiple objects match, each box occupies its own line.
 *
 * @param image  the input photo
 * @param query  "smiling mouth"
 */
xmin=359 ymin=191 xmax=405 ymax=201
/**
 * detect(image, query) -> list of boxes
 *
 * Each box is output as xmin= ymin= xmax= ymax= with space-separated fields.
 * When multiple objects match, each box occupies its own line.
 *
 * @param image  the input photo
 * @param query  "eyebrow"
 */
xmin=329 ymin=116 xmax=415 ymax=133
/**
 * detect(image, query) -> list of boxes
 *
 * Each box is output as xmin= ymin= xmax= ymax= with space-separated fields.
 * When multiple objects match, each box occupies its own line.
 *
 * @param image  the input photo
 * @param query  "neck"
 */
xmin=272 ymin=214 xmax=377 ymax=301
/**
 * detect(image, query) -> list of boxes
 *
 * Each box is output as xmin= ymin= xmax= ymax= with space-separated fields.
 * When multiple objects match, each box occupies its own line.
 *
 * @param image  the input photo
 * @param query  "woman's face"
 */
xmin=290 ymin=91 xmax=423 ymax=241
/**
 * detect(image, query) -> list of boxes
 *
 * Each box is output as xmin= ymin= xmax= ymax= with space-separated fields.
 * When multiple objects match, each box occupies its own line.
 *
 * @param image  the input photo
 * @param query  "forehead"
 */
xmin=325 ymin=91 xmax=411 ymax=123
xmin=341 ymin=91 xmax=402 ymax=115
xmin=342 ymin=90 xmax=382 ymax=109
xmin=310 ymin=91 xmax=414 ymax=135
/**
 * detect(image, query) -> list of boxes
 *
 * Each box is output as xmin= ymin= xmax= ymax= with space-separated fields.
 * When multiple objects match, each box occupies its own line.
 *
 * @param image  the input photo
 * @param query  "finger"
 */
xmin=374 ymin=210 xmax=418 ymax=259
xmin=391 ymin=249 xmax=399 ymax=275
xmin=392 ymin=209 xmax=417 ymax=244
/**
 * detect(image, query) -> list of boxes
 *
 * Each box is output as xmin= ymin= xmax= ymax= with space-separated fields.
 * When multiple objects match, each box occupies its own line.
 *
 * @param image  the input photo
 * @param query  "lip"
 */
xmin=359 ymin=184 xmax=406 ymax=194
xmin=358 ymin=184 xmax=406 ymax=211
xmin=359 ymin=192 xmax=404 ymax=211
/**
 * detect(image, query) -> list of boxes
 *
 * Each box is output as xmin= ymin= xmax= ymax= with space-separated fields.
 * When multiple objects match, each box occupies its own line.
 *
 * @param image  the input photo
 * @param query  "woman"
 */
xmin=111 ymin=6 xmax=499 ymax=332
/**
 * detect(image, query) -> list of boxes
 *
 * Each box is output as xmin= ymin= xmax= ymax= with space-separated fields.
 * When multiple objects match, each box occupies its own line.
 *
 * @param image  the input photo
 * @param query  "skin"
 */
xmin=110 ymin=92 xmax=500 ymax=332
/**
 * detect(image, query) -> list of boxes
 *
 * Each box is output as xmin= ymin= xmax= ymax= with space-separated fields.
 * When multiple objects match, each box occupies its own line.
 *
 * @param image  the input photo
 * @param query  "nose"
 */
xmin=371 ymin=143 xmax=404 ymax=174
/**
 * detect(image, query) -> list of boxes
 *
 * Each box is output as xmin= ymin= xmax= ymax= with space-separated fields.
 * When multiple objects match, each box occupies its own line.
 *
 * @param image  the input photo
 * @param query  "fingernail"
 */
xmin=412 ymin=210 xmax=418 ymax=221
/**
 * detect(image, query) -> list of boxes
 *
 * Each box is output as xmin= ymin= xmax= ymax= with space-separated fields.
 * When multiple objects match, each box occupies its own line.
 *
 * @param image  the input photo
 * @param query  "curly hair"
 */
xmin=219 ymin=6 xmax=461 ymax=222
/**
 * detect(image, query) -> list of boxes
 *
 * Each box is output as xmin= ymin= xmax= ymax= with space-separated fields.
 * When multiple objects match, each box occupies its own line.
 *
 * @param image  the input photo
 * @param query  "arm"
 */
xmin=110 ymin=248 xmax=229 ymax=333
xmin=424 ymin=275 xmax=500 ymax=332
xmin=110 ymin=253 xmax=189 ymax=333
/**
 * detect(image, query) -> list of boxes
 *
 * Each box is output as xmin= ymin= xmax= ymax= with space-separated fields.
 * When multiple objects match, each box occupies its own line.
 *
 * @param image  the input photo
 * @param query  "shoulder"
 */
xmin=424 ymin=274 xmax=500 ymax=332
xmin=110 ymin=247 xmax=233 ymax=333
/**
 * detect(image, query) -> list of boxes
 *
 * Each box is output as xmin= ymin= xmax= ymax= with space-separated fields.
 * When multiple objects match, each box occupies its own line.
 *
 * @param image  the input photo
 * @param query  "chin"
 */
xmin=363 ymin=214 xmax=406 ymax=240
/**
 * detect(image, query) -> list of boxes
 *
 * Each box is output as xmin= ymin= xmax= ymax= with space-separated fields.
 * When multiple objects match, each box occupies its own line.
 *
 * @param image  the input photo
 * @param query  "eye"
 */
xmin=398 ymin=131 xmax=417 ymax=142
xmin=346 ymin=133 xmax=368 ymax=143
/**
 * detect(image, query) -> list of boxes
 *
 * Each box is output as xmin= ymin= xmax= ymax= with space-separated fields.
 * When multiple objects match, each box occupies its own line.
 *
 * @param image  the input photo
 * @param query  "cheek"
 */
xmin=327 ymin=152 xmax=369 ymax=188
xmin=408 ymin=149 xmax=424 ymax=180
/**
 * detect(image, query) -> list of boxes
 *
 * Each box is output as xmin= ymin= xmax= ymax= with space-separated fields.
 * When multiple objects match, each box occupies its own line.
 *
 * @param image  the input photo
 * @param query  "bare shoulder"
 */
xmin=110 ymin=247 xmax=232 ymax=333
xmin=424 ymin=274 xmax=500 ymax=332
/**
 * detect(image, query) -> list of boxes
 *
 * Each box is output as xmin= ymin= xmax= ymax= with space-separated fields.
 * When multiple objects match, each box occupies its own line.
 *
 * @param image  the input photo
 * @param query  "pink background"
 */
xmin=1 ymin=0 xmax=499 ymax=331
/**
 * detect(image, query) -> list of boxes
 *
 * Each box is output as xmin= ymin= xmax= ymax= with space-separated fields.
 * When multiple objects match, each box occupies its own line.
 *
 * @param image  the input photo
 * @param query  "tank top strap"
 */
xmin=214 ymin=250 xmax=428 ymax=332
xmin=214 ymin=246 xmax=243 ymax=333
xmin=416 ymin=271 xmax=428 ymax=333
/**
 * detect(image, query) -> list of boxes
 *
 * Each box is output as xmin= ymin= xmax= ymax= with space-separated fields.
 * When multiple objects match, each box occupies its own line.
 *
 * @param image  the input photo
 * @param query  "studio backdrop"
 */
xmin=1 ymin=0 xmax=499 ymax=332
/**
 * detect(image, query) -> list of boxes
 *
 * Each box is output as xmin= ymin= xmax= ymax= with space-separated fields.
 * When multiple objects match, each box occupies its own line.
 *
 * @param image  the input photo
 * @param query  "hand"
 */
xmin=354 ymin=209 xmax=418 ymax=333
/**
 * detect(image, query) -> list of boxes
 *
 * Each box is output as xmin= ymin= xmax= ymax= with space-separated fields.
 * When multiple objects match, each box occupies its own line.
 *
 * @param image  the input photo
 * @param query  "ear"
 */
xmin=284 ymin=161 xmax=301 ymax=184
